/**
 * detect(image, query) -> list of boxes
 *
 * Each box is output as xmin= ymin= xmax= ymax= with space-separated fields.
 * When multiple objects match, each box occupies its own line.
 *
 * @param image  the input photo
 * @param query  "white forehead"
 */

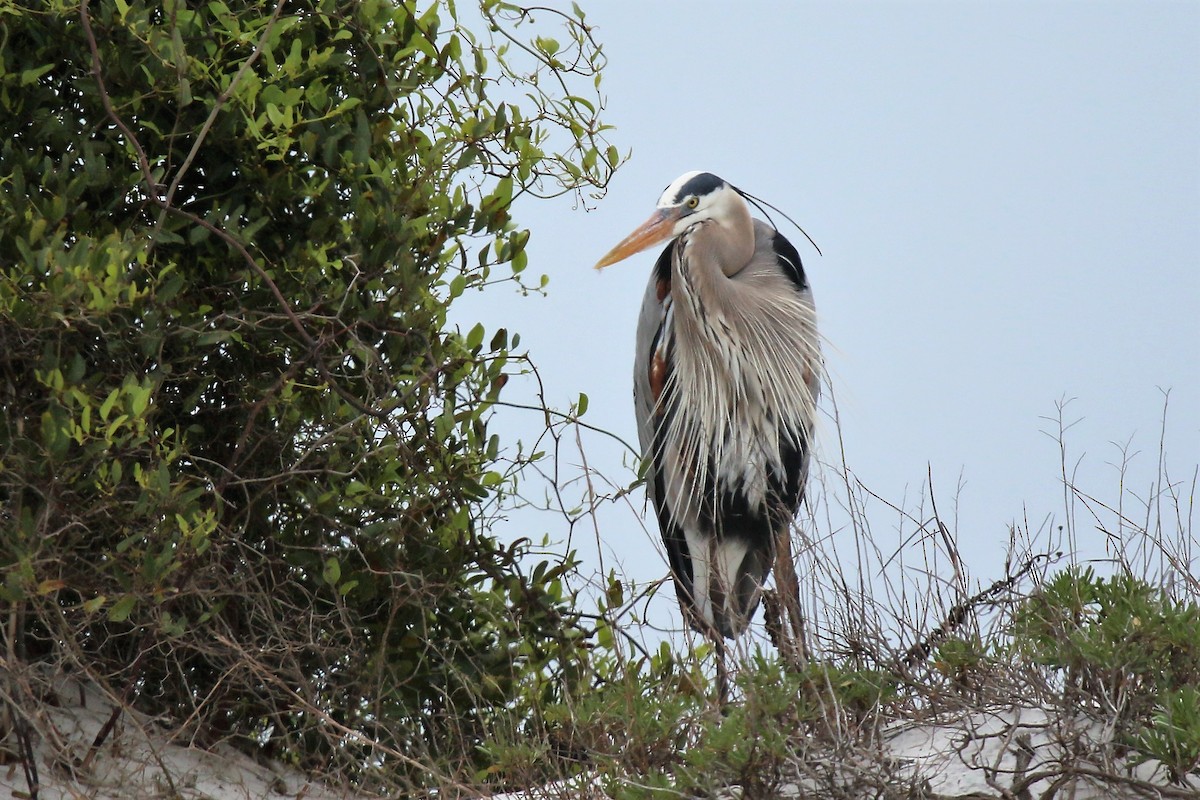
xmin=656 ymin=170 xmax=708 ymax=208
xmin=657 ymin=170 xmax=729 ymax=208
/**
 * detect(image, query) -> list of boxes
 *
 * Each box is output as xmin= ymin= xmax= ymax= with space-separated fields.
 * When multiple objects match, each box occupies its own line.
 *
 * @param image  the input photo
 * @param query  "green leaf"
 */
xmin=130 ymin=383 xmax=151 ymax=417
xmin=99 ymin=388 xmax=120 ymax=421
xmin=81 ymin=595 xmax=107 ymax=614
xmin=322 ymin=557 xmax=341 ymax=587
xmin=466 ymin=322 xmax=485 ymax=351
xmin=105 ymin=414 xmax=129 ymax=440
xmin=19 ymin=64 xmax=53 ymax=85
xmin=488 ymin=328 xmax=508 ymax=351
xmin=108 ymin=595 xmax=137 ymax=623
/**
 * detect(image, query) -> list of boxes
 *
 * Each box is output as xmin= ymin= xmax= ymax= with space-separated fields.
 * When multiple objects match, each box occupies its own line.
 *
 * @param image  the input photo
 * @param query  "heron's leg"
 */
xmin=773 ymin=528 xmax=810 ymax=668
xmin=714 ymin=636 xmax=729 ymax=707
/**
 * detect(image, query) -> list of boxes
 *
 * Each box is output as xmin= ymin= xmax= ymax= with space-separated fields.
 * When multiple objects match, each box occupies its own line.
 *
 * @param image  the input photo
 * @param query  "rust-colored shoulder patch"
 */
xmin=649 ymin=351 xmax=668 ymax=404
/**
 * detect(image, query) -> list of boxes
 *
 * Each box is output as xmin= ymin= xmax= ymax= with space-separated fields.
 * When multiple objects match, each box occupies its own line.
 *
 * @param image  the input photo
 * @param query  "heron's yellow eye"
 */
xmin=686 ymin=196 xmax=699 ymax=209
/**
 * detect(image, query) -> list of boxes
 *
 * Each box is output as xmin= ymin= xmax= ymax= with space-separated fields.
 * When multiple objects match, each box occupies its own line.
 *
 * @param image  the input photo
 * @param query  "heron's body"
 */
xmin=597 ymin=172 xmax=820 ymax=641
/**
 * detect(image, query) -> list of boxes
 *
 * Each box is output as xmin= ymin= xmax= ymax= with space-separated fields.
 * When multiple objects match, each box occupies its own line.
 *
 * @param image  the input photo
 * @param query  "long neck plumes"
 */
xmin=662 ymin=219 xmax=821 ymax=530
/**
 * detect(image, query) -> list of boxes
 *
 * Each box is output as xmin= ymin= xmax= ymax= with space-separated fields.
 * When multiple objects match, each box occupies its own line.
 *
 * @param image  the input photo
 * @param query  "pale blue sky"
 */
xmin=455 ymin=1 xmax=1200 ymax=644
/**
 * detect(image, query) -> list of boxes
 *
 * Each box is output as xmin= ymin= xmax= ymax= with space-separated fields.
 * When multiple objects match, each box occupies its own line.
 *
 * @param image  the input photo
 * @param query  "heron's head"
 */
xmin=594 ymin=171 xmax=747 ymax=269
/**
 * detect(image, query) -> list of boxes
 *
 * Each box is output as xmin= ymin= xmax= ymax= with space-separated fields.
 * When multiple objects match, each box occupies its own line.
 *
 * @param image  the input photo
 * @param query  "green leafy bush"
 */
xmin=482 ymin=642 xmax=899 ymax=798
xmin=0 ymin=0 xmax=617 ymax=791
xmin=1013 ymin=567 xmax=1200 ymax=778
xmin=1134 ymin=686 xmax=1200 ymax=782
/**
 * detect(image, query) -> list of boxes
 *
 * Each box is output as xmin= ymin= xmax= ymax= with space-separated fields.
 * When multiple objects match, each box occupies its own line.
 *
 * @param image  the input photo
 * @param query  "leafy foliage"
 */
xmin=1134 ymin=686 xmax=1200 ymax=781
xmin=1013 ymin=567 xmax=1200 ymax=780
xmin=484 ymin=642 xmax=899 ymax=798
xmin=0 ymin=0 xmax=617 ymax=790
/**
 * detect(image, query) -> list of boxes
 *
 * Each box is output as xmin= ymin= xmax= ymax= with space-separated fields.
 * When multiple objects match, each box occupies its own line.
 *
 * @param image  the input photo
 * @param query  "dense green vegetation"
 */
xmin=0 ymin=0 xmax=617 ymax=791
xmin=481 ymin=566 xmax=1200 ymax=797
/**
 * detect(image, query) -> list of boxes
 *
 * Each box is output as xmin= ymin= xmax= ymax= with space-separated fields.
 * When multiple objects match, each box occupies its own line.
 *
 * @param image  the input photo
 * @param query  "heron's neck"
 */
xmin=672 ymin=204 xmax=754 ymax=335
xmin=696 ymin=201 xmax=754 ymax=277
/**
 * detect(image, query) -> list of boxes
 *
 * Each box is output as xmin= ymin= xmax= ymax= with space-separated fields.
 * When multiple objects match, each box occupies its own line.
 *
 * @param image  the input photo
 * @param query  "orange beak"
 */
xmin=593 ymin=208 xmax=681 ymax=269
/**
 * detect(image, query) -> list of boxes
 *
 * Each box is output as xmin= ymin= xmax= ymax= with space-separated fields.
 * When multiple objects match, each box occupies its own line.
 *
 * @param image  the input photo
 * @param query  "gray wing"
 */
xmin=632 ymin=246 xmax=671 ymax=464
xmin=632 ymin=242 xmax=703 ymax=628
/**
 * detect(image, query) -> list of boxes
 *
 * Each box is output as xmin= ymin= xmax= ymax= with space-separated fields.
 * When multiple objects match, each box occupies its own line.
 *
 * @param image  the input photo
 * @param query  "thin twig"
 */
xmin=898 ymin=550 xmax=1057 ymax=670
xmin=79 ymin=0 xmax=159 ymax=195
xmin=15 ymin=710 xmax=39 ymax=800
xmin=154 ymin=0 xmax=287 ymax=233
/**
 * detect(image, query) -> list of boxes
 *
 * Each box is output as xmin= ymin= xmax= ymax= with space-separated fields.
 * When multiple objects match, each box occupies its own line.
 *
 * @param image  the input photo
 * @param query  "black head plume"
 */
xmin=732 ymin=185 xmax=822 ymax=257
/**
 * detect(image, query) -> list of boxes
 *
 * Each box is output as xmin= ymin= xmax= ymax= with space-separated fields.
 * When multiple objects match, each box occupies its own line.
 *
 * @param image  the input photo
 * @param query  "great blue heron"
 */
xmin=595 ymin=171 xmax=820 ymax=651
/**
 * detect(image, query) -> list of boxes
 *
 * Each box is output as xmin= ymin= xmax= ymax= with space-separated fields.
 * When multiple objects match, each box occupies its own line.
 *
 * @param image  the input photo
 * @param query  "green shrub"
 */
xmin=483 ymin=644 xmax=900 ymax=798
xmin=1013 ymin=567 xmax=1200 ymax=778
xmin=0 ymin=0 xmax=616 ymax=791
